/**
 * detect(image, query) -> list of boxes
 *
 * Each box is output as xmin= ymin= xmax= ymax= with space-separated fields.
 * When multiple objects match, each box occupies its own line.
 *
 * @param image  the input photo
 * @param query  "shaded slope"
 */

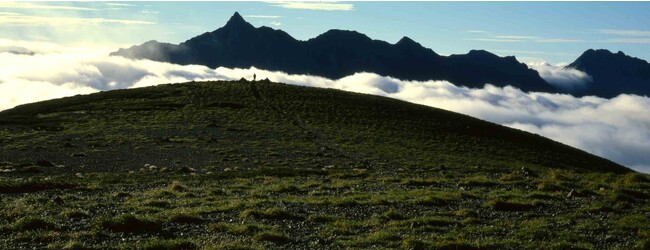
xmin=111 ymin=12 xmax=554 ymax=93
xmin=0 ymin=79 xmax=628 ymax=174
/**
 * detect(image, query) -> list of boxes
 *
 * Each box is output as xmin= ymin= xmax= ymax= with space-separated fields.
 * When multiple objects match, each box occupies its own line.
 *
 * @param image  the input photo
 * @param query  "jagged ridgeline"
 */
xmin=111 ymin=12 xmax=650 ymax=98
xmin=0 ymin=79 xmax=627 ymax=174
xmin=111 ymin=12 xmax=555 ymax=93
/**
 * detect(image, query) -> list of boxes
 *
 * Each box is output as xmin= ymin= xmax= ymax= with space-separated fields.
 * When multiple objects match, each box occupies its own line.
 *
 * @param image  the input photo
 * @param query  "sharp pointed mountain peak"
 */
xmin=396 ymin=36 xmax=418 ymax=46
xmin=224 ymin=12 xmax=253 ymax=29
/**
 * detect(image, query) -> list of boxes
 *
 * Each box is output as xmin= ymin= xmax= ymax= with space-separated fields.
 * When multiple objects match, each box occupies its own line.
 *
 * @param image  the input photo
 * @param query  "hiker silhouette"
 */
xmin=253 ymin=73 xmax=256 ymax=81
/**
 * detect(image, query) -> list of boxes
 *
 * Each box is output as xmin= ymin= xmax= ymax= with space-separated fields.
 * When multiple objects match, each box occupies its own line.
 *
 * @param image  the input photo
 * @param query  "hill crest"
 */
xmin=0 ymin=79 xmax=629 ymax=174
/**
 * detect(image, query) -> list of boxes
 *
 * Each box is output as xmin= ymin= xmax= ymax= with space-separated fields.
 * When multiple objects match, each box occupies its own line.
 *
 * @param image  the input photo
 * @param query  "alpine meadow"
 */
xmin=1 ymin=2 xmax=649 ymax=250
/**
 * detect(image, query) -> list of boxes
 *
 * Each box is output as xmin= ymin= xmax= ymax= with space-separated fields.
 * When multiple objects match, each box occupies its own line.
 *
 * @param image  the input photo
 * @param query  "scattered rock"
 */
xmin=36 ymin=160 xmax=55 ymax=167
xmin=149 ymin=165 xmax=158 ymax=171
xmin=223 ymin=168 xmax=232 ymax=172
xmin=75 ymin=173 xmax=84 ymax=178
xmin=567 ymin=189 xmax=576 ymax=198
xmin=56 ymin=165 xmax=66 ymax=168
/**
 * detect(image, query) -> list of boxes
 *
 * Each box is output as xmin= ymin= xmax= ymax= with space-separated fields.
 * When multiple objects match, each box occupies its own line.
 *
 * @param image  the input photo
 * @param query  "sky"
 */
xmin=1 ymin=1 xmax=650 ymax=63
xmin=0 ymin=1 xmax=649 ymax=173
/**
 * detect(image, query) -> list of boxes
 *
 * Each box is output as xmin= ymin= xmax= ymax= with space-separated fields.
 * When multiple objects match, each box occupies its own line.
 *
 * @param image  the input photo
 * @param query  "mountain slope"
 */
xmin=2 ymin=80 xmax=648 ymax=250
xmin=566 ymin=49 xmax=650 ymax=98
xmin=111 ymin=12 xmax=554 ymax=93
xmin=0 ymin=79 xmax=627 ymax=174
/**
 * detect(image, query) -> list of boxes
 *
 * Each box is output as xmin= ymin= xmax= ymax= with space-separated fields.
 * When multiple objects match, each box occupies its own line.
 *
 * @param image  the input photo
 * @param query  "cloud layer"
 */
xmin=527 ymin=62 xmax=592 ymax=93
xmin=1 ymin=40 xmax=648 ymax=173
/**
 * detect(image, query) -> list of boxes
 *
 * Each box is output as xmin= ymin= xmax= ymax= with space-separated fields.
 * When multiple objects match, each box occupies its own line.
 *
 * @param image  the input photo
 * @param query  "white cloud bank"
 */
xmin=1 ymin=40 xmax=648 ymax=173
xmin=527 ymin=62 xmax=592 ymax=93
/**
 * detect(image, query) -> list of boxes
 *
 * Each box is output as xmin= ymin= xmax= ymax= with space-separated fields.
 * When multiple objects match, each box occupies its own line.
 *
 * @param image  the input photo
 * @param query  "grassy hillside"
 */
xmin=0 ymin=80 xmax=648 ymax=249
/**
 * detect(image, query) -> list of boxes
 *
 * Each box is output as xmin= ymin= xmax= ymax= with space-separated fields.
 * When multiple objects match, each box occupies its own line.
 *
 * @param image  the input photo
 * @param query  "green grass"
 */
xmin=98 ymin=214 xmax=161 ymax=233
xmin=12 ymin=217 xmax=57 ymax=231
xmin=0 ymin=80 xmax=646 ymax=249
xmin=140 ymin=239 xmax=196 ymax=250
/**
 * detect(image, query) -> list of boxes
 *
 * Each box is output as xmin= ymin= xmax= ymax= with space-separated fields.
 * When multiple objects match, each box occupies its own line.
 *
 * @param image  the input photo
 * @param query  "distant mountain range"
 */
xmin=566 ymin=49 xmax=650 ymax=98
xmin=111 ymin=12 xmax=553 ymax=93
xmin=112 ymin=12 xmax=650 ymax=98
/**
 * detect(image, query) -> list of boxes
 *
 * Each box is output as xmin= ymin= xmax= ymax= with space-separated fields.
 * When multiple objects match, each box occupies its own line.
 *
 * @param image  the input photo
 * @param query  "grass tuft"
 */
xmin=99 ymin=214 xmax=161 ymax=233
xmin=12 ymin=216 xmax=57 ymax=231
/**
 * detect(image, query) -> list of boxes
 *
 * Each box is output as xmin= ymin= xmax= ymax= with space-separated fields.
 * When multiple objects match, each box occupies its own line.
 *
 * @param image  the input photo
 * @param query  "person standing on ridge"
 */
xmin=253 ymin=73 xmax=256 ymax=82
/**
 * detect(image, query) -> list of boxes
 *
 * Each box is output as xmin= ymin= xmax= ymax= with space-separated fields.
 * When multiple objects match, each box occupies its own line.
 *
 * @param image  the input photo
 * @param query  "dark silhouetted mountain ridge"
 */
xmin=566 ymin=49 xmax=650 ymax=98
xmin=111 ymin=12 xmax=554 ymax=93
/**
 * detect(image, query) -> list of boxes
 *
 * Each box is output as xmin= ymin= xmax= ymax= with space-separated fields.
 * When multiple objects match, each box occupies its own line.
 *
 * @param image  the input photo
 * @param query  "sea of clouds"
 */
xmin=1 ymin=39 xmax=649 ymax=173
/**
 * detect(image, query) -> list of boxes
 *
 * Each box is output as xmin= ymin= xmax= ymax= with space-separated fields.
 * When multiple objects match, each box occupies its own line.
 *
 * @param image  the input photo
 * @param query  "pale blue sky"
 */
xmin=1 ymin=1 xmax=650 ymax=63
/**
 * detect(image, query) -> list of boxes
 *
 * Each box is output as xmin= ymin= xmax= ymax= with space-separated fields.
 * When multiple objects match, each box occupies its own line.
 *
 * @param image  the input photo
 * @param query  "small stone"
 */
xmin=223 ymin=168 xmax=232 ymax=172
xmin=324 ymin=165 xmax=335 ymax=169
xmin=128 ymin=171 xmax=135 ymax=175
xmin=56 ymin=165 xmax=66 ymax=168
xmin=75 ymin=173 xmax=84 ymax=178
xmin=149 ymin=165 xmax=158 ymax=171
xmin=71 ymin=153 xmax=86 ymax=157
xmin=567 ymin=189 xmax=576 ymax=197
